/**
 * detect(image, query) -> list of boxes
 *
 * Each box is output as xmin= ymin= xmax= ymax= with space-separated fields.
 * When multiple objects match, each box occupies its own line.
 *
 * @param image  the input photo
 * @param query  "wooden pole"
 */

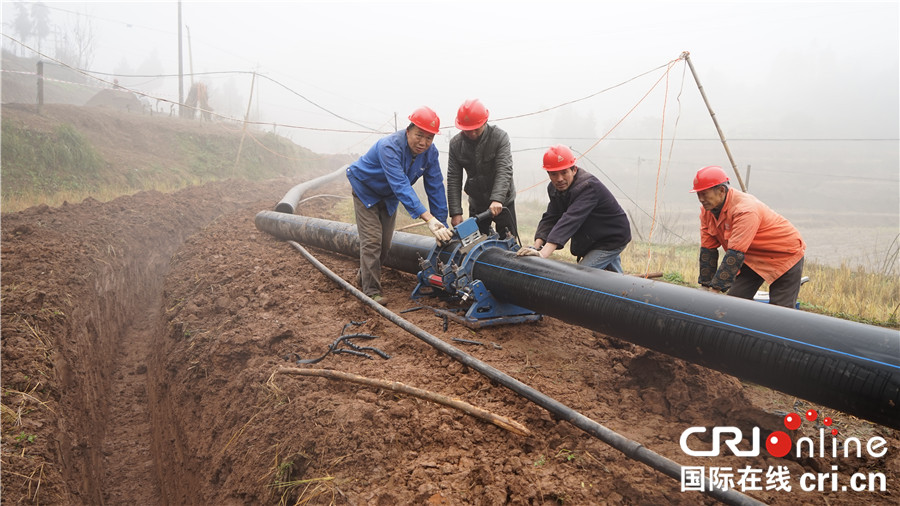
xmin=682 ymin=51 xmax=747 ymax=192
xmin=186 ymin=25 xmax=194 ymax=85
xmin=234 ymin=71 xmax=256 ymax=172
xmin=275 ymin=366 xmax=532 ymax=437
xmin=36 ymin=60 xmax=44 ymax=114
xmin=177 ymin=1 xmax=184 ymax=118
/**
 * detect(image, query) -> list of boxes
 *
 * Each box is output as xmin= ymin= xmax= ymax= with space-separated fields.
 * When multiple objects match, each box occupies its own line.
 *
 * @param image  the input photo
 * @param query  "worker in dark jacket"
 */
xmin=446 ymin=99 xmax=518 ymax=239
xmin=517 ymin=145 xmax=631 ymax=272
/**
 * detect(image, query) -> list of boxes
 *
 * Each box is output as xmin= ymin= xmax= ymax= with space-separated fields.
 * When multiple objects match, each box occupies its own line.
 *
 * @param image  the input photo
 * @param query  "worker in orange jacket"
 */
xmin=691 ymin=166 xmax=806 ymax=308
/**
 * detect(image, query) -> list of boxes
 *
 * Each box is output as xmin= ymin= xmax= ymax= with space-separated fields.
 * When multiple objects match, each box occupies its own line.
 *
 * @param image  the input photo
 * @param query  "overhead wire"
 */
xmin=490 ymin=61 xmax=674 ymax=123
xmin=6 ymin=32 xmax=801 ymax=250
xmin=255 ymin=73 xmax=385 ymax=133
xmin=571 ymin=148 xmax=691 ymax=244
xmin=644 ymin=57 xmax=680 ymax=275
xmin=506 ymin=56 xmax=693 ymax=246
xmin=577 ymin=55 xmax=684 ymax=161
xmin=1 ymin=35 xmax=387 ymax=135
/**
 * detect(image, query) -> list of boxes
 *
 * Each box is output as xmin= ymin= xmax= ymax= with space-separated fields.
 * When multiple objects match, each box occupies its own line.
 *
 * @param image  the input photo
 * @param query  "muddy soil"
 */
xmin=2 ymin=108 xmax=898 ymax=505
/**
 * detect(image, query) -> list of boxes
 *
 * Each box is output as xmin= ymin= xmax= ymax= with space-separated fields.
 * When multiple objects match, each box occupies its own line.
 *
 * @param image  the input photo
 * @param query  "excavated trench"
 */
xmin=1 ymin=180 xmax=296 ymax=504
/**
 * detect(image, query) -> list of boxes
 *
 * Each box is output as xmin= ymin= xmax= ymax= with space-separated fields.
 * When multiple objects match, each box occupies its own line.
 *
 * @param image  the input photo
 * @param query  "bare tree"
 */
xmin=51 ymin=6 xmax=96 ymax=70
xmin=69 ymin=9 xmax=95 ymax=70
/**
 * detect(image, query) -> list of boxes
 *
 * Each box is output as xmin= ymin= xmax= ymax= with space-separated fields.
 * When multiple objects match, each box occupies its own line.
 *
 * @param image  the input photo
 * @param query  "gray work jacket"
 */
xmin=446 ymin=124 xmax=515 ymax=217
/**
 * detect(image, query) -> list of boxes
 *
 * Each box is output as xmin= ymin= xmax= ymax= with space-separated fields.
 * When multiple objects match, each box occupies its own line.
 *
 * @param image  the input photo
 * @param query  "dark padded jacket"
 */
xmin=446 ymin=124 xmax=515 ymax=216
xmin=535 ymin=168 xmax=631 ymax=257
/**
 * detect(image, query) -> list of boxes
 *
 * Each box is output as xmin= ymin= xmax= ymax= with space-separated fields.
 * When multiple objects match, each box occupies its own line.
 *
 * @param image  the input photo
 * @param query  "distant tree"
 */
xmin=134 ymin=49 xmax=165 ymax=91
xmin=12 ymin=2 xmax=31 ymax=56
xmin=113 ymin=57 xmax=134 ymax=79
xmin=31 ymin=2 xmax=51 ymax=54
xmin=212 ymin=76 xmax=246 ymax=119
xmin=50 ymin=7 xmax=94 ymax=71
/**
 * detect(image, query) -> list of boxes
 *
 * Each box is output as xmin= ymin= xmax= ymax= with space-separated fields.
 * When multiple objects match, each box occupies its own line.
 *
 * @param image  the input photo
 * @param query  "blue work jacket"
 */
xmin=346 ymin=129 xmax=448 ymax=224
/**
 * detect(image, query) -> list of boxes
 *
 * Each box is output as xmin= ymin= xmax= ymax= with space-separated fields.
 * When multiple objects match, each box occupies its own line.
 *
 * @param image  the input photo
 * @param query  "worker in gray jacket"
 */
xmin=446 ymin=99 xmax=519 ymax=240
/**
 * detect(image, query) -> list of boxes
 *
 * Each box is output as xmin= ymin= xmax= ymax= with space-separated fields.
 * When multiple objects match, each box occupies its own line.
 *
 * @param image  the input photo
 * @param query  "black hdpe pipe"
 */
xmin=255 ymin=210 xmax=900 ymax=430
xmin=281 ymin=237 xmax=763 ymax=506
xmin=475 ymin=250 xmax=900 ymax=430
xmin=275 ymin=165 xmax=349 ymax=214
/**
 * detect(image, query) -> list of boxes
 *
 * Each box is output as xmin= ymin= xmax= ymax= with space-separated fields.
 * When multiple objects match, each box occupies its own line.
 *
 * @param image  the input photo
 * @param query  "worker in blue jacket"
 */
xmin=346 ymin=106 xmax=452 ymax=305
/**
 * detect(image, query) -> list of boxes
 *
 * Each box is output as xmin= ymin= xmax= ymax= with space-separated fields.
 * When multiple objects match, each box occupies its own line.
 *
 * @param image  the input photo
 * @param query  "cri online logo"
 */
xmin=680 ymin=409 xmax=887 ymax=459
xmin=766 ymin=409 xmax=835 ymax=457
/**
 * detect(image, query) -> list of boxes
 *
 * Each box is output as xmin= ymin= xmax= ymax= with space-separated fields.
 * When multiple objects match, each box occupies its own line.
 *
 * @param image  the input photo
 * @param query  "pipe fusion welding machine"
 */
xmin=411 ymin=210 xmax=542 ymax=328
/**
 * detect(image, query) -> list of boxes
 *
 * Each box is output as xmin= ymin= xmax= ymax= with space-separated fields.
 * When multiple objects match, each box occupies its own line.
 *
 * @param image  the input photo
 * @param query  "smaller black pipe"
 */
xmin=274 ymin=165 xmax=349 ymax=214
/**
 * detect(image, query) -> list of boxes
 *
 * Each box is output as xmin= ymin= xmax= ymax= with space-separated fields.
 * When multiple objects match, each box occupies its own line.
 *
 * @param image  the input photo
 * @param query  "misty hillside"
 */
xmin=2 ymin=48 xmax=897 ymax=271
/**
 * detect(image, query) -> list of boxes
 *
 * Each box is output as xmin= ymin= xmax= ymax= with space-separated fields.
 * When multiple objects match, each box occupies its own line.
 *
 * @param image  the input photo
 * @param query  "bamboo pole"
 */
xmin=36 ymin=60 xmax=43 ymax=114
xmin=396 ymin=221 xmax=426 ymax=231
xmin=275 ymin=366 xmax=532 ymax=437
xmin=186 ymin=25 xmax=194 ymax=85
xmin=177 ymin=1 xmax=184 ymax=118
xmin=682 ymin=51 xmax=747 ymax=192
xmin=234 ymin=71 xmax=257 ymax=172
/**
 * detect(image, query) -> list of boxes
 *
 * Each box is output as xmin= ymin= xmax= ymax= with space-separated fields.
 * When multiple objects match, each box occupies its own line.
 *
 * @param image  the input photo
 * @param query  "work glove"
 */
xmin=427 ymin=217 xmax=453 ymax=243
xmin=516 ymin=246 xmax=541 ymax=257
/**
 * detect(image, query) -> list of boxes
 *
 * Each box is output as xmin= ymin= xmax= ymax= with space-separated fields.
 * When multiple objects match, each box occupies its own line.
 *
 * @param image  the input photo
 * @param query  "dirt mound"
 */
xmin=1 ymin=106 xmax=898 ymax=504
xmin=84 ymin=88 xmax=144 ymax=112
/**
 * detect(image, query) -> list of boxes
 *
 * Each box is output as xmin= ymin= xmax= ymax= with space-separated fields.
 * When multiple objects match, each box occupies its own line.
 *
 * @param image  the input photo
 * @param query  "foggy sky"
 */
xmin=6 ymin=2 xmax=897 ymax=137
xmin=2 ymin=1 xmax=899 ymax=267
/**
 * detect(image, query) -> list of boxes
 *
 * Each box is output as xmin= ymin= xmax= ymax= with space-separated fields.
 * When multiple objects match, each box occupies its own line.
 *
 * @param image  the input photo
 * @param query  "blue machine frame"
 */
xmin=411 ymin=213 xmax=542 ymax=329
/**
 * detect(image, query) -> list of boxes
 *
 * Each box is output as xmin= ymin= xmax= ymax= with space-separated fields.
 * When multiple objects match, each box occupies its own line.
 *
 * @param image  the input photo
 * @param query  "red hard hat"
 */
xmin=455 ymin=99 xmax=489 ymax=130
xmin=542 ymin=144 xmax=577 ymax=172
xmin=408 ymin=106 xmax=440 ymax=134
xmin=690 ymin=166 xmax=730 ymax=192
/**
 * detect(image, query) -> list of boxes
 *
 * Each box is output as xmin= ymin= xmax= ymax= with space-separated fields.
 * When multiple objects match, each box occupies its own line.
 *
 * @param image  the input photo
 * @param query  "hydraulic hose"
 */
xmin=282 ymin=238 xmax=764 ymax=506
xmin=255 ymin=210 xmax=900 ymax=430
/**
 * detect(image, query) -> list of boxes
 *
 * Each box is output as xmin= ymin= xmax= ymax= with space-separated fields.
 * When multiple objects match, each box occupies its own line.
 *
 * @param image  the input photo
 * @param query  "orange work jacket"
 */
xmin=699 ymin=188 xmax=805 ymax=284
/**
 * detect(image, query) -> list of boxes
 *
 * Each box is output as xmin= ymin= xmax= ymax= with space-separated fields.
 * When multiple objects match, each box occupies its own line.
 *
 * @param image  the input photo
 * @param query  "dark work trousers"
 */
xmin=469 ymin=199 xmax=519 ymax=241
xmin=727 ymin=257 xmax=805 ymax=308
xmin=353 ymin=194 xmax=397 ymax=297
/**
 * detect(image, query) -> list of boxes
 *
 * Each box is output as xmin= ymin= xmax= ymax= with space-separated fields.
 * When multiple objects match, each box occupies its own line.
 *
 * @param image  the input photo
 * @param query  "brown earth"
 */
xmin=1 ymin=105 xmax=898 ymax=505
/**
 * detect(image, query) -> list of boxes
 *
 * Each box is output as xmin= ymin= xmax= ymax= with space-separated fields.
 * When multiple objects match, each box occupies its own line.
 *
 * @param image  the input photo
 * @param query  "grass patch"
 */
xmin=0 ymin=116 xmax=328 ymax=212
xmin=1 ymin=120 xmax=105 ymax=201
